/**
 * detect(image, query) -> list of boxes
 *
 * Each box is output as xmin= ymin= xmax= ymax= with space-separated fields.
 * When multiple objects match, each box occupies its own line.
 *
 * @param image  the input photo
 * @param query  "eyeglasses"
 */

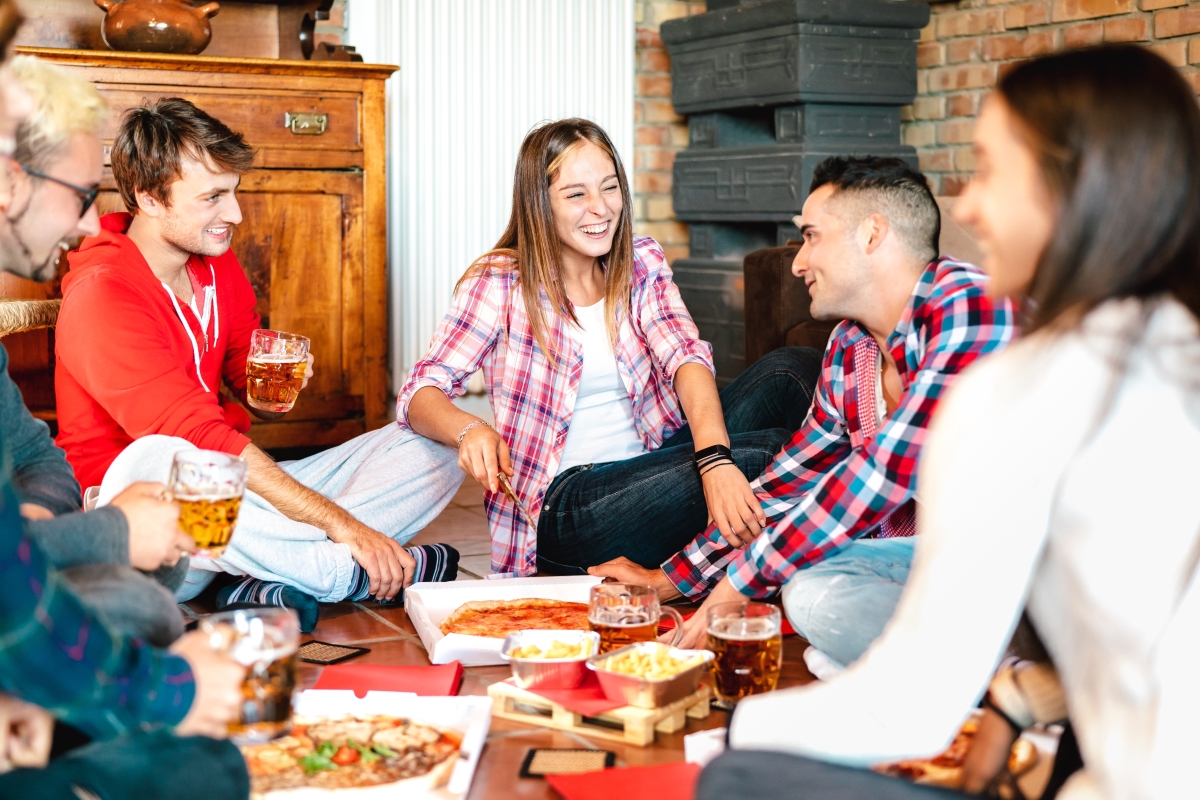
xmin=19 ymin=164 xmax=99 ymax=219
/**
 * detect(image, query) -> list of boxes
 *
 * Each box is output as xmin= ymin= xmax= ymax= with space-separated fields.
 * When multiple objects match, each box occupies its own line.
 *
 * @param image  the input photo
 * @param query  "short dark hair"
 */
xmin=810 ymin=156 xmax=940 ymax=263
xmin=111 ymin=97 xmax=256 ymax=213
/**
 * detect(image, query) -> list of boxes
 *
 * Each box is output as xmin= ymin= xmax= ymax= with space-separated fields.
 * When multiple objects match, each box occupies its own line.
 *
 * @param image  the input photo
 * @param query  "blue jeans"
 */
xmin=537 ymin=347 xmax=822 ymax=573
xmin=781 ymin=537 xmax=915 ymax=667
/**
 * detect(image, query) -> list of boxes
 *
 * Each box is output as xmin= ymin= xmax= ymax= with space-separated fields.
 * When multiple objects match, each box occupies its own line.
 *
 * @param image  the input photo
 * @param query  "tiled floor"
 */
xmin=184 ymin=481 xmax=817 ymax=800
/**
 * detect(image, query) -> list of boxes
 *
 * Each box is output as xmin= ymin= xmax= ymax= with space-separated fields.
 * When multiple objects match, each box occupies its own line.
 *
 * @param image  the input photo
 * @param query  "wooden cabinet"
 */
xmin=8 ymin=47 xmax=397 ymax=450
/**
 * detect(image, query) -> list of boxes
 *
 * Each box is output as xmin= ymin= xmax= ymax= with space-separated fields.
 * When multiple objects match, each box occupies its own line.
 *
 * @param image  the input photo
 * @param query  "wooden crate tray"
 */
xmin=487 ymin=680 xmax=711 ymax=746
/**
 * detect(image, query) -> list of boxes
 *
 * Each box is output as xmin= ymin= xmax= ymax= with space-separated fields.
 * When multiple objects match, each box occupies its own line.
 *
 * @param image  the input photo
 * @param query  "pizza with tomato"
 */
xmin=241 ymin=715 xmax=460 ymax=797
xmin=876 ymin=717 xmax=1038 ymax=788
xmin=438 ymin=598 xmax=590 ymax=638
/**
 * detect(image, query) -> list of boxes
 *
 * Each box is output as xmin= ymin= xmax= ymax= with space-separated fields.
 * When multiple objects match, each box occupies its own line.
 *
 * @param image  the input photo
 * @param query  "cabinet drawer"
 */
xmin=94 ymin=87 xmax=361 ymax=152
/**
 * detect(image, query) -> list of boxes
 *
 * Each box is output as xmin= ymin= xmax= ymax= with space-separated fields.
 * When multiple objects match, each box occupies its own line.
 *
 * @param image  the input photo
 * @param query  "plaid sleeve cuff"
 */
xmin=661 ymin=523 xmax=740 ymax=600
xmin=661 ymin=339 xmax=715 ymax=385
xmin=726 ymin=544 xmax=785 ymax=599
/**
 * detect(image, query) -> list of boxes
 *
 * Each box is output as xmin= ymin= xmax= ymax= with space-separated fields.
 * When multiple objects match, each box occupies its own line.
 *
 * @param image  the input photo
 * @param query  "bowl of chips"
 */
xmin=500 ymin=629 xmax=600 ymax=690
xmin=586 ymin=641 xmax=715 ymax=708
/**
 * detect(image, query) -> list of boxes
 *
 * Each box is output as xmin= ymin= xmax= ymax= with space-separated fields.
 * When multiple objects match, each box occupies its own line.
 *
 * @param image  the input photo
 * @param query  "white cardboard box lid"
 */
xmin=267 ymin=690 xmax=492 ymax=799
xmin=404 ymin=576 xmax=601 ymax=666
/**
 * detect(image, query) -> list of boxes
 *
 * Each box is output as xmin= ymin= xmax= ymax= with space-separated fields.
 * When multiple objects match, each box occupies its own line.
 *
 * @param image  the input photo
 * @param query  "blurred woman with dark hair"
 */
xmin=698 ymin=43 xmax=1200 ymax=800
xmin=399 ymin=119 xmax=819 ymax=577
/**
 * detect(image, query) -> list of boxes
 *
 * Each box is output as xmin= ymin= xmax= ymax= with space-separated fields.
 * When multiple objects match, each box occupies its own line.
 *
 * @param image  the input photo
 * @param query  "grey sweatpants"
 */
xmin=97 ymin=425 xmax=463 ymax=603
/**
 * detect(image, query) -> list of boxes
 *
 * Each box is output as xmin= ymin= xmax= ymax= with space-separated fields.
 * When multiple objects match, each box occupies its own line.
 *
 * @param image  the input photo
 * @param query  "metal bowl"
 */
xmin=499 ymin=629 xmax=599 ymax=690
xmin=586 ymin=641 xmax=715 ymax=709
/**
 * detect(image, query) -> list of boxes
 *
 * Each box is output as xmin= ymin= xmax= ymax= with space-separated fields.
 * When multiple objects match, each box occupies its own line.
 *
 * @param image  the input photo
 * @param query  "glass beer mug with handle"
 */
xmin=588 ymin=583 xmax=685 ymax=654
xmin=246 ymin=329 xmax=310 ymax=412
xmin=706 ymin=601 xmax=783 ymax=708
xmin=168 ymin=449 xmax=248 ymax=556
xmin=202 ymin=607 xmax=301 ymax=744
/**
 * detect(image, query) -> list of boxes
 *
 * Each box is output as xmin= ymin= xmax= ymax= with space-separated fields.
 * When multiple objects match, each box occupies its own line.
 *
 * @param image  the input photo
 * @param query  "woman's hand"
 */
xmin=0 ymin=694 xmax=53 ymax=773
xmin=458 ymin=423 xmax=512 ymax=493
xmin=701 ymin=464 xmax=766 ymax=548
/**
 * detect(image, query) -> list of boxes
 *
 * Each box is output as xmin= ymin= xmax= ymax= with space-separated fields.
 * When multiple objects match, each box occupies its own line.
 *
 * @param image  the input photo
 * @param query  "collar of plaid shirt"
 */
xmin=397 ymin=236 xmax=715 ymax=577
xmin=661 ymin=257 xmax=1017 ymax=599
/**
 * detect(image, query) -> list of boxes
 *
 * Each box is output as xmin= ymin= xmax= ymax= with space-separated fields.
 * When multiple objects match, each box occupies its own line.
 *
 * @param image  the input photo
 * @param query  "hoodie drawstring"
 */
xmin=160 ymin=263 xmax=221 ymax=393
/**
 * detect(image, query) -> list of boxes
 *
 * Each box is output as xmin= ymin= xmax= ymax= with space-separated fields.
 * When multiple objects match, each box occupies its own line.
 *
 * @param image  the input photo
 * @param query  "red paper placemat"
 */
xmin=522 ymin=674 xmax=625 ymax=716
xmin=312 ymin=662 xmax=463 ymax=697
xmin=547 ymin=762 xmax=701 ymax=800
xmin=658 ymin=611 xmax=795 ymax=637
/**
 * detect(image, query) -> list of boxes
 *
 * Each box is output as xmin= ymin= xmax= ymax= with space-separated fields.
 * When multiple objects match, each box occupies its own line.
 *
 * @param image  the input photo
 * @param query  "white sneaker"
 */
xmin=803 ymin=645 xmax=846 ymax=681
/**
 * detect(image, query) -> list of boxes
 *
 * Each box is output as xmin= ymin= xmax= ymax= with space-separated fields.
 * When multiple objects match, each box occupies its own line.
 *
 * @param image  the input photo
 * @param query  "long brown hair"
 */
xmin=996 ymin=45 xmax=1200 ymax=333
xmin=457 ymin=118 xmax=635 ymax=361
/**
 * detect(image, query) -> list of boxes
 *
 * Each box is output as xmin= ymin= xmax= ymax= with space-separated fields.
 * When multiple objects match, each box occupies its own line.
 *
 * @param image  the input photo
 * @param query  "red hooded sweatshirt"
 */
xmin=55 ymin=212 xmax=260 ymax=491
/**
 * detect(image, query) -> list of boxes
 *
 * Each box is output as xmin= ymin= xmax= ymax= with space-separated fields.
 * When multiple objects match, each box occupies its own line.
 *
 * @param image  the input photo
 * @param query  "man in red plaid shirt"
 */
xmin=594 ymin=157 xmax=1016 ymax=668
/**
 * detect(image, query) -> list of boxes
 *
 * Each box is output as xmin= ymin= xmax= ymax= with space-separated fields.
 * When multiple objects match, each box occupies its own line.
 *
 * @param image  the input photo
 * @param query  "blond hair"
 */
xmin=11 ymin=55 xmax=109 ymax=169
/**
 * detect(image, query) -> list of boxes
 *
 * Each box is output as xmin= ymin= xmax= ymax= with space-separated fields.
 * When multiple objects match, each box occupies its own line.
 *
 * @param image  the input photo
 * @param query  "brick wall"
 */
xmin=907 ymin=0 xmax=1200 ymax=195
xmin=314 ymin=0 xmax=348 ymax=49
xmin=634 ymin=1 xmax=706 ymax=264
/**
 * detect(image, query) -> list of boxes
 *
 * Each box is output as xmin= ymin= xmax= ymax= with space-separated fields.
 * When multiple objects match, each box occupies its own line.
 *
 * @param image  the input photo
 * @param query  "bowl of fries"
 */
xmin=500 ymin=629 xmax=600 ymax=690
xmin=586 ymin=641 xmax=715 ymax=708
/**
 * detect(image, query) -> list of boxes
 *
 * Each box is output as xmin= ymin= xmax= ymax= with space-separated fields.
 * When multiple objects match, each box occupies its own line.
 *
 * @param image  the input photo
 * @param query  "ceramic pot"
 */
xmin=95 ymin=0 xmax=221 ymax=56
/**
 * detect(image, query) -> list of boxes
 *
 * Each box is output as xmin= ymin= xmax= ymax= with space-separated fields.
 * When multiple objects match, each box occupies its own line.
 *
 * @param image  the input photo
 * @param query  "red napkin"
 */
xmin=312 ymin=662 xmax=464 ymax=697
xmin=547 ymin=762 xmax=701 ymax=800
xmin=658 ymin=611 xmax=796 ymax=637
xmin=521 ymin=674 xmax=625 ymax=716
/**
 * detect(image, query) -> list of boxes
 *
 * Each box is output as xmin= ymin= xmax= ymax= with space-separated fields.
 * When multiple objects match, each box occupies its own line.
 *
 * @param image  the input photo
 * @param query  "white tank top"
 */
xmin=556 ymin=300 xmax=648 ymax=474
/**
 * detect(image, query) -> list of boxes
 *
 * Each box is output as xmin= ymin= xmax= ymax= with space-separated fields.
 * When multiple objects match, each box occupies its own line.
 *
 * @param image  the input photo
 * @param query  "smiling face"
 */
xmin=953 ymin=98 xmax=1056 ymax=299
xmin=791 ymin=183 xmax=874 ymax=321
xmin=2 ymin=131 xmax=103 ymax=282
xmin=152 ymin=153 xmax=243 ymax=258
xmin=547 ymin=140 xmax=622 ymax=269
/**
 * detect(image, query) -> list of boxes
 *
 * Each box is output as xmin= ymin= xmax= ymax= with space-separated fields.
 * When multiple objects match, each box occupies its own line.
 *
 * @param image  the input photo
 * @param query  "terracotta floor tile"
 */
xmin=307 ymin=601 xmax=409 ymax=643
xmin=449 ymin=481 xmax=486 ymax=508
xmin=408 ymin=506 xmax=491 ymax=556
xmin=355 ymin=602 xmax=420 ymax=637
xmin=297 ymin=636 xmax=433 ymax=691
xmin=458 ymin=554 xmax=494 ymax=578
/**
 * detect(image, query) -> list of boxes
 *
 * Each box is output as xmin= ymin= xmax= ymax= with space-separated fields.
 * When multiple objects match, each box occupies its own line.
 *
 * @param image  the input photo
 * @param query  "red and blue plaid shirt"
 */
xmin=397 ymin=236 xmax=714 ymax=576
xmin=662 ymin=258 xmax=1016 ymax=599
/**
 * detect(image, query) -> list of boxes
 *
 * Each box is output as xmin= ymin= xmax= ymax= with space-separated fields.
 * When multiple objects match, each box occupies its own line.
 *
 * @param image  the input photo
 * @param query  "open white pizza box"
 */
xmin=254 ymin=690 xmax=492 ymax=800
xmin=405 ymin=575 xmax=602 ymax=666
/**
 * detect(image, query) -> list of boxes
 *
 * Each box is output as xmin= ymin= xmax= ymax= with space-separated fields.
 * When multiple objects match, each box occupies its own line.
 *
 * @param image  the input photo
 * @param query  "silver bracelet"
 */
xmin=456 ymin=420 xmax=492 ymax=446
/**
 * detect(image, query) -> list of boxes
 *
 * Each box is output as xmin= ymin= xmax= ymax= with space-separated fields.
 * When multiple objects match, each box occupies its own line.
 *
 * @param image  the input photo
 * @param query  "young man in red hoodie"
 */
xmin=55 ymin=99 xmax=463 ymax=629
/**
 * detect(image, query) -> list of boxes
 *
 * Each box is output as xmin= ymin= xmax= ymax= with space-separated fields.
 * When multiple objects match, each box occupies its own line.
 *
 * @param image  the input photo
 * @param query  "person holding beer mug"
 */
xmin=53 ymin=98 xmax=465 ymax=633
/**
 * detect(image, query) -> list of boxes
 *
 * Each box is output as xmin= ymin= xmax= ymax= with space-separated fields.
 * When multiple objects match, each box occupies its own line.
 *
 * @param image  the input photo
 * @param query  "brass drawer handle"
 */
xmin=284 ymin=112 xmax=328 ymax=136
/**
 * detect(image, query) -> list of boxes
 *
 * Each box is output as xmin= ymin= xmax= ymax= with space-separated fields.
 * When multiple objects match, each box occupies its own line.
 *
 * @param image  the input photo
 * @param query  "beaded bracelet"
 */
xmin=456 ymin=420 xmax=492 ymax=446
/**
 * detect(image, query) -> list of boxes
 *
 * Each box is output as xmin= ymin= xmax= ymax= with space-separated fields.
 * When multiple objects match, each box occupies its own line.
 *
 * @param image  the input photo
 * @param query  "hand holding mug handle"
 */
xmin=660 ymin=606 xmax=686 ymax=647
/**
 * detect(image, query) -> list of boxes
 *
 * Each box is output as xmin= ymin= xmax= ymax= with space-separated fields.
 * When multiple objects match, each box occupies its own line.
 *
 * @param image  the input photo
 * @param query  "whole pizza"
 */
xmin=241 ymin=715 xmax=460 ymax=796
xmin=438 ymin=599 xmax=590 ymax=638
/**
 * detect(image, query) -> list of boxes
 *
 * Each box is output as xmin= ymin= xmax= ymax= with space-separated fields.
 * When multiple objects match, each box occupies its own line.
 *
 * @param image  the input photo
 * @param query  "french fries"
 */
xmin=509 ymin=640 xmax=592 ymax=660
xmin=601 ymin=643 xmax=704 ymax=679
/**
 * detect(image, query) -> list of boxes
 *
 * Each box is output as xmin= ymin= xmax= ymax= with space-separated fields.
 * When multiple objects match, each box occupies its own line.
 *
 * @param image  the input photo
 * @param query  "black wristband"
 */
xmin=695 ymin=444 xmax=733 ymax=471
xmin=981 ymin=692 xmax=1024 ymax=735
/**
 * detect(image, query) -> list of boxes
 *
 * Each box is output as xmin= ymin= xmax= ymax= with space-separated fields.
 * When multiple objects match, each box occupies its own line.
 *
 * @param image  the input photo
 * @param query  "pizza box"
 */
xmin=405 ymin=576 xmax=602 ymax=666
xmin=252 ymin=690 xmax=492 ymax=799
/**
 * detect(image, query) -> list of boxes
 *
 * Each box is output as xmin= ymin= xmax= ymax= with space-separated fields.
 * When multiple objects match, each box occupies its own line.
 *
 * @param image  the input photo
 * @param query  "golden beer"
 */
xmin=246 ymin=356 xmax=306 ymax=412
xmin=228 ymin=651 xmax=299 ymax=742
xmin=177 ymin=493 xmax=242 ymax=554
xmin=590 ymin=617 xmax=658 ymax=654
xmin=707 ymin=630 xmax=783 ymax=704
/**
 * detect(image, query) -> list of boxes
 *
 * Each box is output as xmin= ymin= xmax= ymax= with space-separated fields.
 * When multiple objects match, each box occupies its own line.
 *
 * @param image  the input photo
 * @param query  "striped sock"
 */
xmin=216 ymin=578 xmax=320 ymax=633
xmin=348 ymin=544 xmax=460 ymax=603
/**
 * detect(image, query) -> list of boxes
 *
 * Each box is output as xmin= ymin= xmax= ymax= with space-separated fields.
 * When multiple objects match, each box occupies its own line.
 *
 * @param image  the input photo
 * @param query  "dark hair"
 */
xmin=111 ymin=97 xmax=256 ymax=213
xmin=810 ymin=155 xmax=940 ymax=263
xmin=998 ymin=44 xmax=1200 ymax=332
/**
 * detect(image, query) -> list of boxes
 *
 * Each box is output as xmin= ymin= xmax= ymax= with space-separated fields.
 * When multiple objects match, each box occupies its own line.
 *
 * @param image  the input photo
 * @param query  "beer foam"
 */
xmin=248 ymin=354 xmax=304 ymax=364
xmin=174 ymin=491 xmax=242 ymax=502
xmin=708 ymin=620 xmax=779 ymax=641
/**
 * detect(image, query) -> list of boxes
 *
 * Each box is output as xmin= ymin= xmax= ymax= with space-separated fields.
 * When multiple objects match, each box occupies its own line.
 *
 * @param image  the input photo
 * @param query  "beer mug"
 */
xmin=202 ymin=607 xmax=300 ymax=744
xmin=246 ymin=329 xmax=310 ymax=412
xmin=706 ymin=601 xmax=783 ymax=708
xmin=168 ymin=450 xmax=248 ymax=555
xmin=588 ymin=583 xmax=685 ymax=654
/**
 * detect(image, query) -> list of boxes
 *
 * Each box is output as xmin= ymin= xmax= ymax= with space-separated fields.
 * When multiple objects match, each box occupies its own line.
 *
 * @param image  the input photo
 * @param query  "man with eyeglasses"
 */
xmin=0 ymin=54 xmax=210 ymax=647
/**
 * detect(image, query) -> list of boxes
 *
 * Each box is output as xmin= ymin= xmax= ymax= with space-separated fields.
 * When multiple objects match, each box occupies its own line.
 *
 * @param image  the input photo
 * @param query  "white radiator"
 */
xmin=347 ymin=0 xmax=635 ymax=397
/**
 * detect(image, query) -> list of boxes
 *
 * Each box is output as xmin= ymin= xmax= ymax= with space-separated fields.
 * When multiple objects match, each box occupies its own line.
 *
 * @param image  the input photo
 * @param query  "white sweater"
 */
xmin=730 ymin=298 xmax=1200 ymax=800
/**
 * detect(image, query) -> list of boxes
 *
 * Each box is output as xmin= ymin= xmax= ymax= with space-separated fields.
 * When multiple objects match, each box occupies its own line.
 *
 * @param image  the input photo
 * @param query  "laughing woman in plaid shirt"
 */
xmin=596 ymin=157 xmax=1016 ymax=665
xmin=398 ymin=119 xmax=821 ymax=578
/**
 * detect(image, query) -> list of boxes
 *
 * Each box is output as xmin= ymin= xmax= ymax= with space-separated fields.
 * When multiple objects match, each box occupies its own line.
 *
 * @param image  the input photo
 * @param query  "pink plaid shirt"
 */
xmin=397 ymin=236 xmax=714 ymax=576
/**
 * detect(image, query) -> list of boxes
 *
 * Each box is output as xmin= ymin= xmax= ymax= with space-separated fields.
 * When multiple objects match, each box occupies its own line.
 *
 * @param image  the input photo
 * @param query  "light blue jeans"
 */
xmin=780 ymin=537 xmax=915 ymax=668
xmin=97 ymin=425 xmax=463 ymax=603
